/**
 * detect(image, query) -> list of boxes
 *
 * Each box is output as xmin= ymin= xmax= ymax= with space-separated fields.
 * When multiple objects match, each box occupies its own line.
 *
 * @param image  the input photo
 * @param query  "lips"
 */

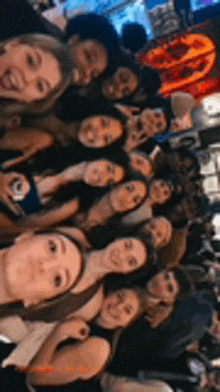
xmin=107 ymin=304 xmax=119 ymax=320
xmin=109 ymin=249 xmax=121 ymax=268
xmin=0 ymin=69 xmax=23 ymax=91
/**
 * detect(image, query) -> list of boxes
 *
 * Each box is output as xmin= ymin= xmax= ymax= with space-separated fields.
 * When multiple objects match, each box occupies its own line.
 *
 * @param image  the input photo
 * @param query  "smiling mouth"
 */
xmin=103 ymin=83 xmax=115 ymax=98
xmin=107 ymin=304 xmax=119 ymax=320
xmin=0 ymin=69 xmax=23 ymax=92
xmin=109 ymin=249 xmax=121 ymax=268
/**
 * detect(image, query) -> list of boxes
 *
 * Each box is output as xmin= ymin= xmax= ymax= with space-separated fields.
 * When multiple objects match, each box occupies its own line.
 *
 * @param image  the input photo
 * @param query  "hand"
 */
xmin=2 ymin=156 xmax=27 ymax=169
xmin=57 ymin=318 xmax=90 ymax=342
xmin=0 ymin=172 xmax=26 ymax=215
xmin=124 ymin=116 xmax=149 ymax=153
xmin=115 ymin=104 xmax=141 ymax=118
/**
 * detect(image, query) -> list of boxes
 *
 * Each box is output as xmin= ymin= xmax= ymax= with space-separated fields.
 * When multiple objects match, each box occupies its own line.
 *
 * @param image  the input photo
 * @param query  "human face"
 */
xmin=102 ymin=67 xmax=138 ymax=100
xmin=150 ymin=180 xmax=172 ymax=205
xmin=0 ymin=40 xmax=61 ymax=103
xmin=110 ymin=180 xmax=147 ymax=213
xmin=147 ymin=271 xmax=180 ymax=304
xmin=3 ymin=232 xmax=82 ymax=306
xmin=78 ymin=115 xmax=123 ymax=148
xmin=98 ymin=289 xmax=140 ymax=329
xmin=84 ymin=159 xmax=124 ymax=187
xmin=130 ymin=151 xmax=153 ymax=178
xmin=102 ymin=238 xmax=147 ymax=273
xmin=145 ymin=217 xmax=172 ymax=248
xmin=71 ymin=37 xmax=108 ymax=86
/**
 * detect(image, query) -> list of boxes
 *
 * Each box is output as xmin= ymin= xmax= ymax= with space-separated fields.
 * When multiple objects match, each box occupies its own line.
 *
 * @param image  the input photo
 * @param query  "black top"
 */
xmin=0 ymin=0 xmax=63 ymax=41
xmin=108 ymin=290 xmax=215 ymax=378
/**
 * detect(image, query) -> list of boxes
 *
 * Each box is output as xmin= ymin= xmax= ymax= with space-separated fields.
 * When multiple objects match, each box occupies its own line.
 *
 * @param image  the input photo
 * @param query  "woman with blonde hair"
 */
xmin=0 ymin=33 xmax=73 ymax=123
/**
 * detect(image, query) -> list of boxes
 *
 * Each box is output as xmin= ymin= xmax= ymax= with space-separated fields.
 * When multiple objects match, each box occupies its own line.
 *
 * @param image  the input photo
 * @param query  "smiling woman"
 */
xmin=0 ymin=34 xmax=73 ymax=120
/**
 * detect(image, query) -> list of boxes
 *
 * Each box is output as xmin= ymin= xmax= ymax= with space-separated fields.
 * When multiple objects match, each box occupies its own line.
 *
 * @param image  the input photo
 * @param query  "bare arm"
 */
xmin=18 ymin=198 xmax=79 ymax=229
xmin=28 ymin=319 xmax=110 ymax=386
xmin=1 ymin=129 xmax=54 ymax=169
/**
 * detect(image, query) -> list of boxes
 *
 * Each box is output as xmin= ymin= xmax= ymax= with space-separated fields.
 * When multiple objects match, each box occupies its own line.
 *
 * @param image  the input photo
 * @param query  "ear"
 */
xmin=14 ymin=231 xmax=34 ymax=244
xmin=67 ymin=34 xmax=81 ymax=51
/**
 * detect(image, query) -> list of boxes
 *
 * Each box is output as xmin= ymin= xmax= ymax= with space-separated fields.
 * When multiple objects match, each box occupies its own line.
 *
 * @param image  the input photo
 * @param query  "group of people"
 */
xmin=0 ymin=1 xmax=220 ymax=392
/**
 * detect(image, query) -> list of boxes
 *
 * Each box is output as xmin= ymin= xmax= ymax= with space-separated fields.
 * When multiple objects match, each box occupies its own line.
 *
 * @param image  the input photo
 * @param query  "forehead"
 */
xmin=116 ymin=67 xmax=136 ymax=79
xmin=80 ymin=39 xmax=106 ymax=53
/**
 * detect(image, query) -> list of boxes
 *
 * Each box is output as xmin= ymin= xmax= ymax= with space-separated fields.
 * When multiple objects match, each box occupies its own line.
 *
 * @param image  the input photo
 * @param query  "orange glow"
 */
xmin=139 ymin=33 xmax=217 ymax=98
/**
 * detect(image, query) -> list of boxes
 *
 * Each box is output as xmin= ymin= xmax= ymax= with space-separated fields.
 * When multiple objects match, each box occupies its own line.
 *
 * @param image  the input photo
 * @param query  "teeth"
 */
xmin=108 ymin=85 xmax=114 ymax=94
xmin=73 ymin=68 xmax=80 ymax=83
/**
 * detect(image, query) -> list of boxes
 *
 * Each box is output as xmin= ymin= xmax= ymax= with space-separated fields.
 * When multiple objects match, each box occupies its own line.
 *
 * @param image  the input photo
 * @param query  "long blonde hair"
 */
xmin=0 ymin=34 xmax=73 ymax=119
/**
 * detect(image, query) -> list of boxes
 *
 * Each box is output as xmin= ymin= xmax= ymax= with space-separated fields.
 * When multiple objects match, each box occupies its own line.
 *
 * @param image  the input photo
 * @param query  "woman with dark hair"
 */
xmin=0 ymin=285 xmax=149 ymax=392
xmin=0 ymin=144 xmax=131 ymax=239
xmin=121 ymin=175 xmax=185 ymax=227
xmin=76 ymin=50 xmax=161 ymax=105
xmin=65 ymin=12 xmax=120 ymax=85
xmin=0 ymin=100 xmax=127 ymax=171
xmin=75 ymin=177 xmax=148 ymax=233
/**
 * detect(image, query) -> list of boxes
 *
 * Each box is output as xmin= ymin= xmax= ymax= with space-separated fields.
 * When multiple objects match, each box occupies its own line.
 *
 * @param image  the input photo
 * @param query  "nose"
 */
xmin=84 ymin=69 xmax=93 ymax=85
xmin=37 ymin=258 xmax=55 ymax=274
xmin=85 ymin=128 xmax=95 ymax=142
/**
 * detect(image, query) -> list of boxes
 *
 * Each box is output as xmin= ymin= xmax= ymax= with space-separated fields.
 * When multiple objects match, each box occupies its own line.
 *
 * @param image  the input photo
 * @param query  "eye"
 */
xmin=104 ymin=135 xmax=113 ymax=145
xmin=100 ymin=118 xmax=109 ymax=128
xmin=126 ymin=184 xmax=134 ymax=192
xmin=156 ymin=230 xmax=162 ymax=238
xmin=107 ymin=164 xmax=114 ymax=173
xmin=124 ymin=240 xmax=133 ymax=249
xmin=117 ymin=291 xmax=125 ymax=300
xmin=133 ymin=196 xmax=141 ymax=205
xmin=128 ymin=257 xmax=137 ymax=267
xmin=85 ymin=50 xmax=93 ymax=64
xmin=125 ymin=305 xmax=132 ymax=315
xmin=27 ymin=54 xmax=36 ymax=68
xmin=48 ymin=239 xmax=57 ymax=253
xmin=54 ymin=274 xmax=63 ymax=288
xmin=37 ymin=79 xmax=46 ymax=94
xmin=167 ymin=283 xmax=174 ymax=293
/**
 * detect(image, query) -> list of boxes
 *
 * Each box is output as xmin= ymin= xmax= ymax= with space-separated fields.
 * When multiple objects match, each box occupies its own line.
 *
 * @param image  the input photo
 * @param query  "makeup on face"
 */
xmin=84 ymin=160 xmax=124 ymax=187
xmin=0 ymin=41 xmax=61 ymax=103
xmin=3 ymin=233 xmax=82 ymax=306
xmin=103 ymin=237 xmax=147 ymax=273
xmin=71 ymin=39 xmax=108 ymax=85
xmin=99 ymin=289 xmax=140 ymax=329
xmin=78 ymin=115 xmax=123 ymax=148
xmin=102 ymin=67 xmax=138 ymax=100
xmin=110 ymin=181 xmax=147 ymax=213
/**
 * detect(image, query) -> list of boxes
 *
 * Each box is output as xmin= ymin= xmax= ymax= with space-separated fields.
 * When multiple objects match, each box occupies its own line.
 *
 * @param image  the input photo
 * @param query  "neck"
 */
xmin=60 ymin=161 xmax=87 ymax=184
xmin=0 ymin=249 xmax=16 ymax=305
xmin=72 ymin=250 xmax=110 ymax=294
xmin=86 ymin=193 xmax=115 ymax=226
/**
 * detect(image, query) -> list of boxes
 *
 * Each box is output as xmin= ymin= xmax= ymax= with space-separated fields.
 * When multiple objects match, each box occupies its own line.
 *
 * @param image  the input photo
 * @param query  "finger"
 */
xmin=2 ymin=156 xmax=26 ymax=169
xmin=1 ymin=193 xmax=21 ymax=215
xmin=131 ymin=107 xmax=141 ymax=113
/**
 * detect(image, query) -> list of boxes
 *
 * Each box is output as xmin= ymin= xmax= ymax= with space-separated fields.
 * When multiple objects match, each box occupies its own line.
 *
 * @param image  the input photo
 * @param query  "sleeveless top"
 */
xmin=34 ymin=324 xmax=115 ymax=392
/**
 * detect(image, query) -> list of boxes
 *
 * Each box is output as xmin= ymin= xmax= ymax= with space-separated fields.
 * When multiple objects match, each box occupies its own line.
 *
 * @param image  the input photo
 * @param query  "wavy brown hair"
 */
xmin=0 ymin=34 xmax=73 ymax=119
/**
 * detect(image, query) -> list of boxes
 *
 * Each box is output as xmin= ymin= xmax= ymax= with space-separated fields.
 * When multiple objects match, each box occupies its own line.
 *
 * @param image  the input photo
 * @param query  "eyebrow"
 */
xmin=64 ymin=268 xmax=71 ymax=288
xmin=36 ymin=51 xmax=42 ymax=67
xmin=57 ymin=236 xmax=66 ymax=254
